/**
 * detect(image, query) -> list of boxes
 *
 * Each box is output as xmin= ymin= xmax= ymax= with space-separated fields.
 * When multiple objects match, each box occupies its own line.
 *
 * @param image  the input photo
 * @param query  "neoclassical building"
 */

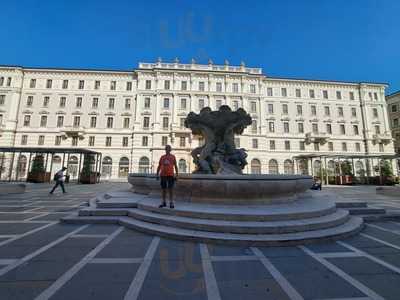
xmin=386 ymin=90 xmax=400 ymax=154
xmin=0 ymin=60 xmax=396 ymax=180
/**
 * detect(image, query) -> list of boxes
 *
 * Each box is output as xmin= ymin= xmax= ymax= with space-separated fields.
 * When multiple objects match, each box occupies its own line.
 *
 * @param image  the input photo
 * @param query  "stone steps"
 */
xmin=347 ymin=207 xmax=386 ymax=215
xmin=62 ymin=214 xmax=363 ymax=246
xmin=77 ymin=207 xmax=350 ymax=234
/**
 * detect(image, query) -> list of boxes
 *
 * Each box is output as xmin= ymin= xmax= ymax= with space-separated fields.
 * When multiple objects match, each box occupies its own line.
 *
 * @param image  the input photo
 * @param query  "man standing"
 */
xmin=156 ymin=145 xmax=178 ymax=208
xmin=50 ymin=167 xmax=67 ymax=194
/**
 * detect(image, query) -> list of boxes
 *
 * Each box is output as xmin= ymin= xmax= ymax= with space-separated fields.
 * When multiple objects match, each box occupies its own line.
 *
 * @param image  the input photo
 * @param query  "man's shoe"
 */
xmin=159 ymin=203 xmax=167 ymax=208
xmin=169 ymin=202 xmax=174 ymax=209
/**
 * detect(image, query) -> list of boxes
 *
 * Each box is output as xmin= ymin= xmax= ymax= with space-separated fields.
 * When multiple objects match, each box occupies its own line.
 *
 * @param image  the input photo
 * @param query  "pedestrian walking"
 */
xmin=50 ymin=167 xmax=67 ymax=194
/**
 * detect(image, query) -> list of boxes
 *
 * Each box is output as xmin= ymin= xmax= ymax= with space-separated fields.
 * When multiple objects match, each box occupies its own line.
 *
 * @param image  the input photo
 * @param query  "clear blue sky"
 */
xmin=1 ymin=0 xmax=399 ymax=93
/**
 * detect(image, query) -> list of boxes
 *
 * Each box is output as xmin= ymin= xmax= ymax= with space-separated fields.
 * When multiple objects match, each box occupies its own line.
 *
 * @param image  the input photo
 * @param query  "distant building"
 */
xmin=386 ymin=90 xmax=400 ymax=154
xmin=0 ymin=60 xmax=396 ymax=180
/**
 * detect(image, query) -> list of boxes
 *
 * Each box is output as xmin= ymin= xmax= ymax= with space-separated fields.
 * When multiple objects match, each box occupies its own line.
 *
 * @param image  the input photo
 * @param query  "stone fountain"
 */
xmin=63 ymin=106 xmax=364 ymax=245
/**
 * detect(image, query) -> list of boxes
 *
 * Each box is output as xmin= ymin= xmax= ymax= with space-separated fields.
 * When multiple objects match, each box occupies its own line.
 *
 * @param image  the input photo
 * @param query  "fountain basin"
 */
xmin=128 ymin=173 xmax=313 ymax=205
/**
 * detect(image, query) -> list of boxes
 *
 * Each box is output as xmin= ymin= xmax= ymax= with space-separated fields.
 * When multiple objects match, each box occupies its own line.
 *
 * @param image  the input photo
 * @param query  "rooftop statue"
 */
xmin=185 ymin=105 xmax=252 ymax=174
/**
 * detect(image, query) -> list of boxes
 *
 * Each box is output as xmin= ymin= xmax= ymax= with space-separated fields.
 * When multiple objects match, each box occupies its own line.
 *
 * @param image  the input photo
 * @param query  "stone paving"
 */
xmin=0 ymin=182 xmax=399 ymax=299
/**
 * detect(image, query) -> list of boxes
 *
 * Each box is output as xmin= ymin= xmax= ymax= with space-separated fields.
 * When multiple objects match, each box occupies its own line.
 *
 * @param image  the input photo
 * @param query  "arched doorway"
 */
xmin=68 ymin=156 xmax=78 ymax=180
xmin=178 ymin=159 xmax=187 ymax=173
xmin=138 ymin=157 xmax=150 ymax=173
xmin=16 ymin=155 xmax=27 ymax=179
xmin=102 ymin=156 xmax=113 ymax=179
xmin=268 ymin=159 xmax=279 ymax=174
xmin=119 ymin=157 xmax=129 ymax=178
xmin=298 ymin=159 xmax=308 ymax=175
xmin=313 ymin=160 xmax=321 ymax=177
xmin=250 ymin=159 xmax=261 ymax=174
xmin=284 ymin=159 xmax=294 ymax=175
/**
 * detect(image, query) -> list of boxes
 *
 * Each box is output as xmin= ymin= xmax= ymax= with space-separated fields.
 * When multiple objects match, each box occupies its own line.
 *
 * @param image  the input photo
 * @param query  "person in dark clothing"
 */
xmin=156 ymin=145 xmax=179 ymax=208
xmin=50 ymin=167 xmax=67 ymax=194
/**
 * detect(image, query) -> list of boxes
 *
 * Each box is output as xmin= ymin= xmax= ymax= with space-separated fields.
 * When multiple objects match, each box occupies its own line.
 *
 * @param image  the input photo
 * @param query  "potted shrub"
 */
xmin=79 ymin=154 xmax=97 ymax=184
xmin=379 ymin=161 xmax=394 ymax=186
xmin=336 ymin=161 xmax=353 ymax=185
xmin=27 ymin=155 xmax=51 ymax=183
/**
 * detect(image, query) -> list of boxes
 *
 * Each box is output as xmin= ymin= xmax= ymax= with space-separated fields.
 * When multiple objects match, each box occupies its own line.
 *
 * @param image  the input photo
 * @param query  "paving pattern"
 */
xmin=0 ymin=183 xmax=400 ymax=300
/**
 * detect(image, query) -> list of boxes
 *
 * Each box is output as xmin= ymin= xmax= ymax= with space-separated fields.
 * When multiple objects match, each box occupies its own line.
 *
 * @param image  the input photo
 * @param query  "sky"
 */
xmin=0 ymin=0 xmax=399 ymax=94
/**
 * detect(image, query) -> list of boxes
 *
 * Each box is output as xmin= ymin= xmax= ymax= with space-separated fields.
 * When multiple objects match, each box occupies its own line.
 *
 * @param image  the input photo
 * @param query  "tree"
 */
xmin=31 ymin=155 xmax=45 ymax=174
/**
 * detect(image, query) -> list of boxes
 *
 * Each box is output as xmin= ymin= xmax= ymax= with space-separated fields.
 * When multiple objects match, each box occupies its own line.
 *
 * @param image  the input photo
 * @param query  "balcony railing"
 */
xmin=305 ymin=132 xmax=329 ymax=145
xmin=372 ymin=132 xmax=392 ymax=145
xmin=60 ymin=126 xmax=86 ymax=140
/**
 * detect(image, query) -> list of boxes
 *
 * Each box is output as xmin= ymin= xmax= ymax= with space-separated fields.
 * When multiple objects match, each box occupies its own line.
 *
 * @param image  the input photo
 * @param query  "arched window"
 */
xmin=355 ymin=161 xmax=365 ymax=177
xmin=102 ymin=156 xmax=113 ymax=179
xmin=313 ymin=160 xmax=321 ymax=177
xmin=298 ymin=159 xmax=308 ymax=175
xmin=284 ymin=159 xmax=294 ymax=175
xmin=178 ymin=159 xmax=187 ymax=173
xmin=250 ymin=159 xmax=261 ymax=174
xmin=268 ymin=159 xmax=279 ymax=175
xmin=68 ymin=155 xmax=79 ymax=179
xmin=17 ymin=155 xmax=27 ymax=177
xmin=138 ymin=156 xmax=150 ymax=174
xmin=327 ymin=160 xmax=335 ymax=176
xmin=119 ymin=157 xmax=129 ymax=178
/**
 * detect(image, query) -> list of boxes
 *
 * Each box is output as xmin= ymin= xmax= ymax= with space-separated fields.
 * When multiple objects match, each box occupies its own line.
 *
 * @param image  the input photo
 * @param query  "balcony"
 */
xmin=0 ymin=124 xmax=5 ymax=137
xmin=305 ymin=132 xmax=329 ymax=145
xmin=372 ymin=132 xmax=392 ymax=145
xmin=60 ymin=126 xmax=86 ymax=140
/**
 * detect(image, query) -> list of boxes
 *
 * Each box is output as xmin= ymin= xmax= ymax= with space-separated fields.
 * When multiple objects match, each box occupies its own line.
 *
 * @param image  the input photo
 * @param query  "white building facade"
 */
xmin=386 ymin=90 xmax=400 ymax=154
xmin=0 ymin=60 xmax=395 ymax=180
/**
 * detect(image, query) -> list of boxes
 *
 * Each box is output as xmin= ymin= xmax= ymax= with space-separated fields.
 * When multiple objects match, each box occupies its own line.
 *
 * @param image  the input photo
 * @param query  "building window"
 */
xmin=142 ymin=136 xmax=148 ymax=146
xmin=163 ymin=98 xmax=169 ymax=109
xmin=314 ymin=143 xmax=320 ymax=151
xmin=46 ymin=79 xmax=52 ymax=89
xmin=162 ymin=117 xmax=169 ymax=129
xmin=216 ymin=82 xmax=222 ymax=92
xmin=0 ymin=95 xmax=5 ymax=105
xmin=21 ymin=135 xmax=28 ymax=145
xmin=299 ymin=141 xmax=305 ymax=150
xmin=38 ymin=135 xmax=45 ymax=145
xmin=57 ymin=116 xmax=64 ymax=127
xmin=282 ymin=104 xmax=288 ymax=114
xmin=125 ymin=98 xmax=131 ymax=109
xmin=312 ymin=123 xmax=318 ymax=133
xmin=336 ymin=91 xmax=342 ymax=100
xmin=162 ymin=136 xmax=168 ymax=146
xmin=144 ymin=97 xmax=151 ymax=109
xmin=88 ymin=136 xmax=95 ymax=146
xmin=23 ymin=115 xmax=31 ymax=126
xmin=379 ymin=143 xmax=384 ymax=152
xmin=373 ymin=108 xmax=378 ymax=118
xmin=281 ymin=88 xmax=287 ymax=97
xmin=59 ymin=97 xmax=66 ymax=107
xmin=252 ymin=138 xmax=258 ymax=149
xmin=198 ymin=99 xmax=205 ymax=110
xmin=393 ymin=118 xmax=399 ymax=127
xmin=105 ymin=137 xmax=112 ymax=147
xmin=180 ymin=98 xmax=187 ymax=109
xmin=251 ymin=120 xmax=257 ymax=133
xmin=374 ymin=92 xmax=378 ymax=101
xmin=353 ymin=125 xmax=359 ymax=135
xmin=250 ymin=84 xmax=256 ymax=93
xmin=326 ymin=123 xmax=332 ymax=134
xmin=61 ymin=79 xmax=68 ymax=89
xmin=309 ymin=89 xmax=315 ymax=98
xmin=26 ymin=96 xmax=33 ymax=106
xmin=110 ymin=81 xmax=116 ymax=90
xmin=92 ymin=98 xmax=98 ymax=108
xmin=392 ymin=105 xmax=397 ymax=113
xmin=340 ymin=124 xmax=346 ymax=135
xmin=145 ymin=80 xmax=151 ymax=90
xmin=324 ymin=106 xmax=330 ymax=116
xmin=298 ymin=122 xmax=304 ymax=133
xmin=0 ymin=77 xmax=4 ymax=86
xmin=250 ymin=101 xmax=257 ymax=112
xmin=342 ymin=142 xmax=347 ymax=152
xmin=164 ymin=80 xmax=170 ymax=90
xmin=328 ymin=142 xmax=333 ymax=151
xmin=181 ymin=81 xmax=187 ymax=91
xmin=350 ymin=91 xmax=355 ymax=100
xmin=297 ymin=105 xmax=303 ymax=115
xmin=126 ymin=81 xmax=132 ymax=91
xmin=355 ymin=143 xmax=361 ymax=152
xmin=143 ymin=117 xmax=150 ymax=129
xmin=351 ymin=107 xmax=357 ymax=117
xmin=270 ymin=140 xmax=276 ymax=150
xmin=338 ymin=107 xmax=344 ymax=117
xmin=180 ymin=136 xmax=186 ymax=147
xmin=43 ymin=96 xmax=50 ymax=107
xmin=374 ymin=125 xmax=380 ymax=134
xmin=72 ymin=137 xmax=78 ymax=146
xmin=90 ymin=116 xmax=97 ymax=128
xmin=108 ymin=98 xmax=115 ymax=109
xmin=311 ymin=105 xmax=316 ymax=116
xmin=216 ymin=100 xmax=222 ymax=109
xmin=369 ymin=92 xmax=373 ymax=100
xmin=0 ymin=114 xmax=2 ymax=126
xmin=95 ymin=80 xmax=100 ymax=90
xmin=55 ymin=136 xmax=62 ymax=146
xmin=76 ymin=97 xmax=82 ymax=108
xmin=6 ymin=77 xmax=11 ymax=86
xmin=40 ymin=116 xmax=47 ymax=127
xmin=295 ymin=89 xmax=301 ymax=98
xmin=323 ymin=90 xmax=328 ymax=99
xmin=283 ymin=140 xmax=290 ymax=150
xmin=78 ymin=80 xmax=85 ymax=89
xmin=199 ymin=81 xmax=205 ymax=91
xmin=232 ymin=83 xmax=239 ymax=93
xmin=30 ymin=79 xmax=36 ymax=88
xmin=233 ymin=100 xmax=239 ymax=110
xmin=180 ymin=118 xmax=185 ymax=128
xmin=268 ymin=122 xmax=275 ymax=133
xmin=268 ymin=103 xmax=274 ymax=114
xmin=106 ymin=117 xmax=113 ymax=128
xmin=73 ymin=116 xmax=80 ymax=127
xmin=283 ymin=122 xmax=289 ymax=133
xmin=123 ymin=118 xmax=130 ymax=129
xmin=120 ymin=137 xmax=128 ymax=147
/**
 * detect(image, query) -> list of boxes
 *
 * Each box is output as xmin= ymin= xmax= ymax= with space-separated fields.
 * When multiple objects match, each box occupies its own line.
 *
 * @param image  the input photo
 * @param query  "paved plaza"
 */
xmin=0 ymin=183 xmax=399 ymax=299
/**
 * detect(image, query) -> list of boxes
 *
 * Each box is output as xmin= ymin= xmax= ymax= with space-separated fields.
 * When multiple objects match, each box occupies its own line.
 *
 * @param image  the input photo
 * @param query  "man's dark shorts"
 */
xmin=160 ymin=176 xmax=175 ymax=189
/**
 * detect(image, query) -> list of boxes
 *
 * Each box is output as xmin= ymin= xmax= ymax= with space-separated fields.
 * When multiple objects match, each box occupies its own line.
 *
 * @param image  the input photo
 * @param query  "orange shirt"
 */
xmin=159 ymin=154 xmax=176 ymax=176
